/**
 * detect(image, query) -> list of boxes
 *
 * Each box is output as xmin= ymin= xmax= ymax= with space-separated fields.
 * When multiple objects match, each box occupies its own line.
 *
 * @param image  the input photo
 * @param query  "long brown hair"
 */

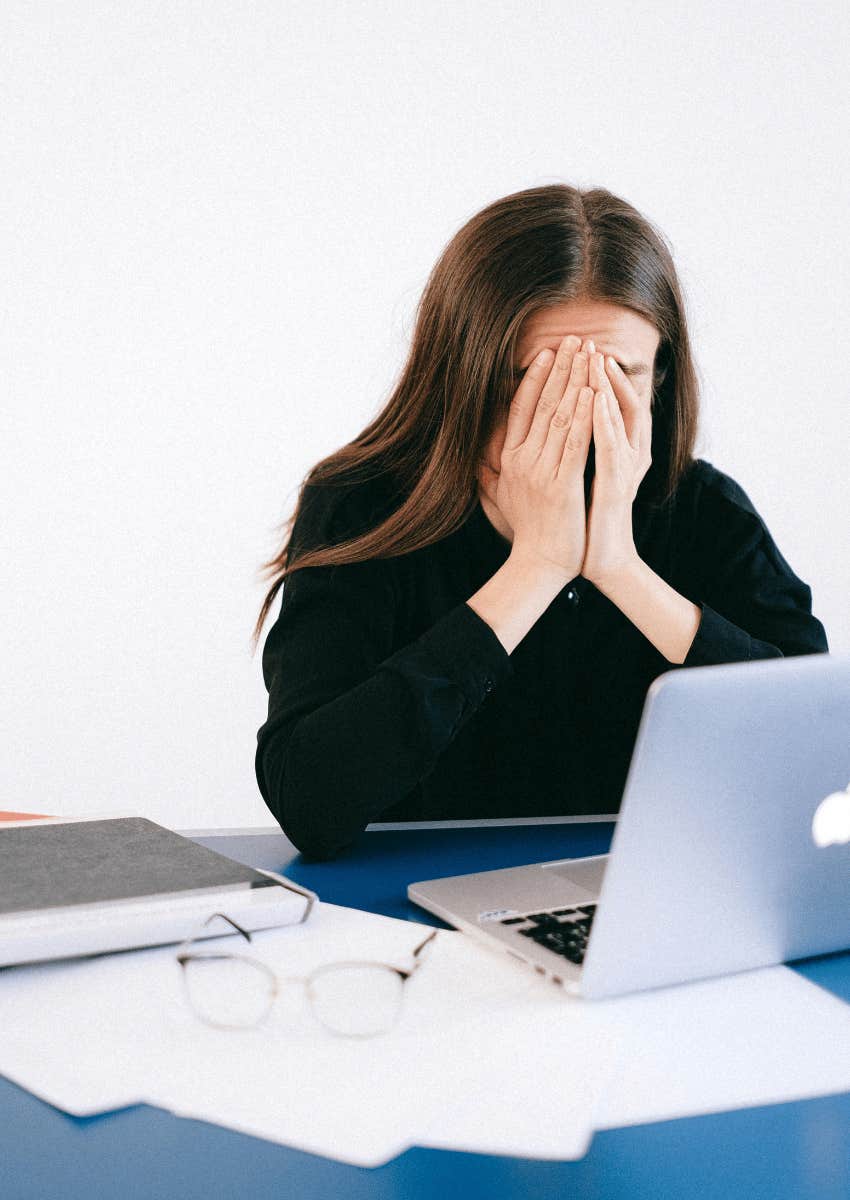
xmin=250 ymin=183 xmax=700 ymax=656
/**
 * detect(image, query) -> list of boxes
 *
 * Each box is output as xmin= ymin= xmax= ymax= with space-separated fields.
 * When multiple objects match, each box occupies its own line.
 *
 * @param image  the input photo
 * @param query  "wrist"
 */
xmin=507 ymin=547 xmax=576 ymax=590
xmin=586 ymin=549 xmax=643 ymax=598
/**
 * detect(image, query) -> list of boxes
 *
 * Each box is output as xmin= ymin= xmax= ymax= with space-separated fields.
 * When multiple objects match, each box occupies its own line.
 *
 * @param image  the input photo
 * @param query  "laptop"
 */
xmin=409 ymin=651 xmax=850 ymax=999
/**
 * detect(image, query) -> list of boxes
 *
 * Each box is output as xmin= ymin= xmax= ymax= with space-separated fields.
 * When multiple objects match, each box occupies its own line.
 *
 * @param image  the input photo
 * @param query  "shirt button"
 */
xmin=483 ymin=678 xmax=494 ymax=694
xmin=565 ymin=588 xmax=581 ymax=607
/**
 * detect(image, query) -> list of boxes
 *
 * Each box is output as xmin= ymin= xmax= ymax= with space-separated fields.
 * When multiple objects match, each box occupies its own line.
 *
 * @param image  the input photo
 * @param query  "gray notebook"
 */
xmin=0 ymin=816 xmax=315 ymax=967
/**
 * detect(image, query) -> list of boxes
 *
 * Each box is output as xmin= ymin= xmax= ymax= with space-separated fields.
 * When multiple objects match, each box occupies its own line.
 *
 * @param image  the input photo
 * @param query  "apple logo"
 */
xmin=811 ymin=782 xmax=850 ymax=848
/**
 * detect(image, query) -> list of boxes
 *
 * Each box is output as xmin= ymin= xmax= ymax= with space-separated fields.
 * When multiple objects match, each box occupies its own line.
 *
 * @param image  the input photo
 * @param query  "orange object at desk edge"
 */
xmin=0 ymin=811 xmax=53 ymax=822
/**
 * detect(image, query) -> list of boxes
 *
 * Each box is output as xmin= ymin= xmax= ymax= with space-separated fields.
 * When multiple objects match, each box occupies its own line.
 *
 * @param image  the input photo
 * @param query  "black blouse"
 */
xmin=255 ymin=458 xmax=829 ymax=860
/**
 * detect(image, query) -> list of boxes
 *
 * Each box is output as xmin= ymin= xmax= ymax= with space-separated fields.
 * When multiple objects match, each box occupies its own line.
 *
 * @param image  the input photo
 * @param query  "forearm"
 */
xmin=467 ymin=549 xmax=573 ymax=655
xmin=592 ymin=555 xmax=702 ymax=665
xmin=257 ymin=598 xmax=515 ymax=859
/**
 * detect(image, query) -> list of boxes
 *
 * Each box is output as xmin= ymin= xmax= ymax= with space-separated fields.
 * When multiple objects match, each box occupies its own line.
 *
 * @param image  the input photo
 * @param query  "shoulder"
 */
xmin=685 ymin=458 xmax=762 ymax=520
xmin=682 ymin=458 xmax=806 ymax=584
xmin=290 ymin=470 xmax=401 ymax=555
xmin=667 ymin=458 xmax=766 ymax=543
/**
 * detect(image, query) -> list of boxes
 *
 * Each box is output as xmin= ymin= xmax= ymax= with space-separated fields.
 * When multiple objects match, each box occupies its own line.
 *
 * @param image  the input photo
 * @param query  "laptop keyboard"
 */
xmin=500 ymin=904 xmax=596 ymax=965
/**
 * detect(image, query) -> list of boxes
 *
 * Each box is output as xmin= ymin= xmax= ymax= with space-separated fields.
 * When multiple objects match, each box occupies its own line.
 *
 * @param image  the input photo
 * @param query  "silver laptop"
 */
xmin=409 ymin=652 xmax=850 ymax=999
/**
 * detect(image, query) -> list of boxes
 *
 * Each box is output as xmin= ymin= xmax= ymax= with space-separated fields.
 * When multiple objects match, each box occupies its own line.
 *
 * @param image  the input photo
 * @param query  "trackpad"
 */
xmin=543 ymin=855 xmax=609 ymax=898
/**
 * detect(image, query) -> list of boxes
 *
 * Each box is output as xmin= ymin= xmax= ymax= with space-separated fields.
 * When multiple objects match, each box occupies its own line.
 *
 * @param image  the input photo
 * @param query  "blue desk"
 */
xmin=3 ymin=823 xmax=850 ymax=1200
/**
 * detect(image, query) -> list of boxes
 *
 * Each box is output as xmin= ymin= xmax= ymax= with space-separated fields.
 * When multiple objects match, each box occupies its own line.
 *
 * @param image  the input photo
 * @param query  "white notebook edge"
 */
xmin=0 ymin=814 xmax=320 ymax=968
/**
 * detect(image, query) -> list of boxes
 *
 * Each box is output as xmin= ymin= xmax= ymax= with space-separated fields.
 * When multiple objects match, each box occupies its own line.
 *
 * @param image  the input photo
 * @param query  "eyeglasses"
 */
xmin=176 ymin=910 xmax=438 ymax=1039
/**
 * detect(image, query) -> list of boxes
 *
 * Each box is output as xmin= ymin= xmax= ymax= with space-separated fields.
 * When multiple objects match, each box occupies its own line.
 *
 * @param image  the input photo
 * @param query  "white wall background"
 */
xmin=4 ymin=1 xmax=848 ymax=830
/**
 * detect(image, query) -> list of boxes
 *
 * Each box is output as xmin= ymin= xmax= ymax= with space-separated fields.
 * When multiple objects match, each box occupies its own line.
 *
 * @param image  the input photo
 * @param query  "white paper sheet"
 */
xmin=2 ymin=900 xmax=849 ymax=1167
xmin=392 ymin=930 xmax=623 ymax=1161
xmin=0 ymin=902 xmax=610 ymax=1166
xmin=591 ymin=962 xmax=850 ymax=1130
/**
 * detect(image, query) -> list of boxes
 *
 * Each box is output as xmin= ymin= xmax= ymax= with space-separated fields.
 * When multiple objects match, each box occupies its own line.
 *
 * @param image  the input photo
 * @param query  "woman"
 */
xmin=251 ymin=184 xmax=829 ymax=860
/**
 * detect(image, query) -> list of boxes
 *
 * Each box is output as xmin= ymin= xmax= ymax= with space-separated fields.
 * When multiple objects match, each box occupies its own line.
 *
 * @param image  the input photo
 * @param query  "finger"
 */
xmin=592 ymin=389 xmax=617 ymax=455
xmin=590 ymin=352 xmax=624 ymax=438
xmin=501 ymin=348 xmax=557 ymax=454
xmin=588 ymin=350 xmax=606 ymax=393
xmin=551 ymin=385 xmax=594 ymax=478
xmin=605 ymin=388 xmax=629 ymax=443
xmin=604 ymin=356 xmax=642 ymax=454
xmin=523 ymin=336 xmax=585 ymax=456
xmin=538 ymin=353 xmax=591 ymax=472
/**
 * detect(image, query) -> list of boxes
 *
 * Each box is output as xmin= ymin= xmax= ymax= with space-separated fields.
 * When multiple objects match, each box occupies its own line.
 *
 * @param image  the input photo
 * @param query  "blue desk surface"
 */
xmin=3 ymin=822 xmax=849 ymax=1200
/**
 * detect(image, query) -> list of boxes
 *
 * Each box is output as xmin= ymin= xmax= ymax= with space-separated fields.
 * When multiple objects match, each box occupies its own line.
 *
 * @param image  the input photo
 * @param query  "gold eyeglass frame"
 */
xmin=175 ymin=871 xmax=438 ymax=1038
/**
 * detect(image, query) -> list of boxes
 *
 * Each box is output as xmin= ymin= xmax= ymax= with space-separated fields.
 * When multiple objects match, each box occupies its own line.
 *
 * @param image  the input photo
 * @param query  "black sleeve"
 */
xmin=679 ymin=465 xmax=829 ymax=667
xmin=254 ymin=484 xmax=514 ymax=860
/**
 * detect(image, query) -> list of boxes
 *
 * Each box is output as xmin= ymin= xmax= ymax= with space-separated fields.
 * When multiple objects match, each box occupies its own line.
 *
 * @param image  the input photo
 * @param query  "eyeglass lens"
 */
xmin=183 ymin=955 xmax=276 ymax=1028
xmin=307 ymin=964 xmax=405 ymax=1037
xmin=182 ymin=955 xmax=406 ymax=1036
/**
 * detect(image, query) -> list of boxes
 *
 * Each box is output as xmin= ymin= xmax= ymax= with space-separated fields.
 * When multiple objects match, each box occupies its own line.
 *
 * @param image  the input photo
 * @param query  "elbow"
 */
xmin=286 ymin=827 xmax=350 ymax=862
xmin=255 ymin=738 xmax=362 ymax=862
xmin=277 ymin=804 xmax=361 ymax=862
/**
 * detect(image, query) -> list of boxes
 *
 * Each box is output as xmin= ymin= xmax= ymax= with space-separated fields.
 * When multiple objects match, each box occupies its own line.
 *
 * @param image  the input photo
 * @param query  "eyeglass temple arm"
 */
xmin=411 ymin=928 xmax=438 ymax=964
xmin=393 ymin=929 xmax=439 ymax=982
xmin=177 ymin=871 xmax=318 ymax=956
xmin=253 ymin=867 xmax=318 ymax=923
